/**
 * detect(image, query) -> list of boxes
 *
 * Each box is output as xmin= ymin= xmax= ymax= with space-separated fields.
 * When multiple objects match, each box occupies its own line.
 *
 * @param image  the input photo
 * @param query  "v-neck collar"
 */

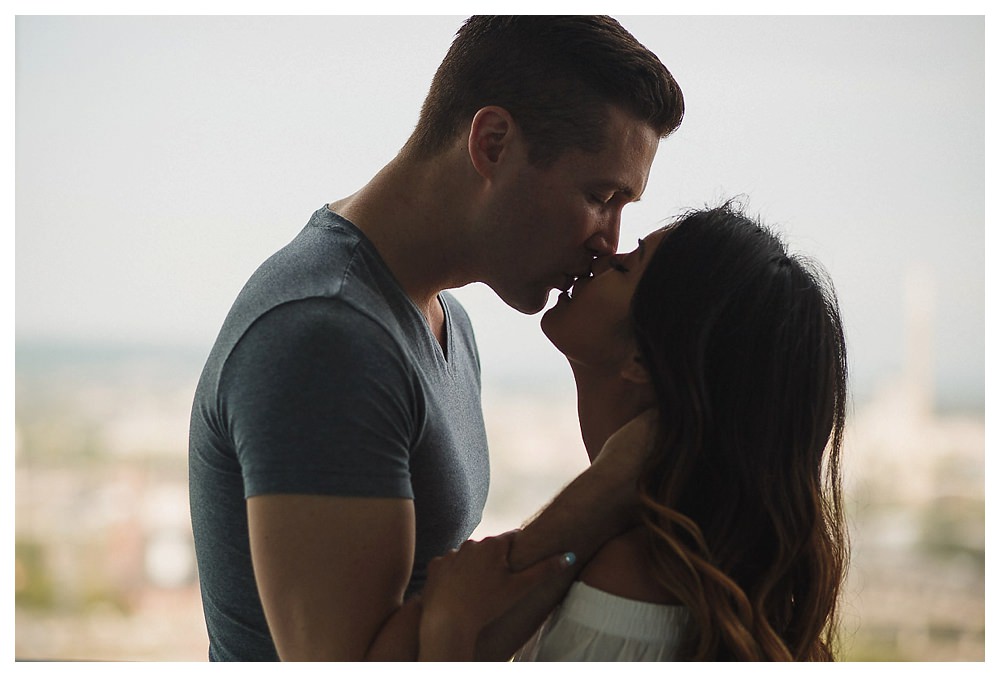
xmin=322 ymin=205 xmax=454 ymax=369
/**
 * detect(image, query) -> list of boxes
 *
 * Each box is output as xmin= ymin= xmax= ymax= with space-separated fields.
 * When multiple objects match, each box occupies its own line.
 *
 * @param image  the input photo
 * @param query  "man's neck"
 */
xmin=329 ymin=148 xmax=481 ymax=327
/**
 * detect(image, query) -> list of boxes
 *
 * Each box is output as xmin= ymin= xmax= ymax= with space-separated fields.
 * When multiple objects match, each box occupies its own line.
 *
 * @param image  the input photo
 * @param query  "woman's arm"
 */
xmin=508 ymin=409 xmax=658 ymax=570
xmin=420 ymin=411 xmax=659 ymax=660
xmin=417 ymin=533 xmax=575 ymax=661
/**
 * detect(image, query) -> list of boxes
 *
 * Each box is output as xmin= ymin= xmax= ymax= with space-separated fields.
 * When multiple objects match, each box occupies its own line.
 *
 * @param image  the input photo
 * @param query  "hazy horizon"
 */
xmin=15 ymin=15 xmax=986 ymax=410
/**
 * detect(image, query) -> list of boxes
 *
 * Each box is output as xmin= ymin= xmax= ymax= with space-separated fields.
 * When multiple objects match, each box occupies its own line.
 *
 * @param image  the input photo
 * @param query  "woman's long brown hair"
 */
xmin=630 ymin=203 xmax=849 ymax=660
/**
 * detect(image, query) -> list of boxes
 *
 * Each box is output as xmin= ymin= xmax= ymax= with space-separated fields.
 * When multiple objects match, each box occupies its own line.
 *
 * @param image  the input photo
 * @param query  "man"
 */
xmin=189 ymin=15 xmax=684 ymax=661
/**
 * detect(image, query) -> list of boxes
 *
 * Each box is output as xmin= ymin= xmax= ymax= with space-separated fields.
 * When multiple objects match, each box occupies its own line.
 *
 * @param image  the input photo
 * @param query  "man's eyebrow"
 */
xmin=596 ymin=181 xmax=642 ymax=201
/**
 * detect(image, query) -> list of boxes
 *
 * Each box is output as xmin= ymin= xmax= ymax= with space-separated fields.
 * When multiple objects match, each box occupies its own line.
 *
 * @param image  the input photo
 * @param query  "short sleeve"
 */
xmin=219 ymin=297 xmax=421 ymax=499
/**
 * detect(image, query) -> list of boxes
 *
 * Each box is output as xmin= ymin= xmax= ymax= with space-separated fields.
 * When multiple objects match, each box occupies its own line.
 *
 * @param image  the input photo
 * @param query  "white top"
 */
xmin=515 ymin=581 xmax=691 ymax=661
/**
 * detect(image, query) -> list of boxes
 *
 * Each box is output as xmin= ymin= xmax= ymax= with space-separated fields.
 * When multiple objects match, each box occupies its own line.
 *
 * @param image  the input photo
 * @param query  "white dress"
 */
xmin=515 ymin=581 xmax=691 ymax=661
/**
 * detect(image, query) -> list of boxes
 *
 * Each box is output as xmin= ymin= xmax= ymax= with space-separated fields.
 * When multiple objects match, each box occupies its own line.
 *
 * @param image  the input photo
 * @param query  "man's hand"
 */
xmin=469 ymin=408 xmax=660 ymax=660
xmin=418 ymin=532 xmax=574 ymax=661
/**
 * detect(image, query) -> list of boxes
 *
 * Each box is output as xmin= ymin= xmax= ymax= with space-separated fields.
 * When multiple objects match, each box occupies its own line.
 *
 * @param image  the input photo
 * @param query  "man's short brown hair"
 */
xmin=407 ymin=16 xmax=685 ymax=167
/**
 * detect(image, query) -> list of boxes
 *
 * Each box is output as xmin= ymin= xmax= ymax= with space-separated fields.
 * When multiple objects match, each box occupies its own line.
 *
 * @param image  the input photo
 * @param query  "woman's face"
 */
xmin=541 ymin=227 xmax=667 ymax=370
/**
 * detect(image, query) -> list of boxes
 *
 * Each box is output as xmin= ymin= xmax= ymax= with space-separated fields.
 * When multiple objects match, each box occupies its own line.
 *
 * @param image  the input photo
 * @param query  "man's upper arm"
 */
xmin=247 ymin=494 xmax=415 ymax=660
xmin=223 ymin=300 xmax=422 ymax=659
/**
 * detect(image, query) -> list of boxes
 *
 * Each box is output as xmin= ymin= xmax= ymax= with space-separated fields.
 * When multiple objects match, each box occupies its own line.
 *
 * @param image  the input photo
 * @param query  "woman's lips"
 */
xmin=567 ymin=273 xmax=593 ymax=299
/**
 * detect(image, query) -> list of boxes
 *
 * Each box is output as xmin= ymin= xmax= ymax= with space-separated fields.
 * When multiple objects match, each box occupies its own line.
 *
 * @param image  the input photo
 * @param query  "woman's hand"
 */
xmin=418 ymin=531 xmax=574 ymax=661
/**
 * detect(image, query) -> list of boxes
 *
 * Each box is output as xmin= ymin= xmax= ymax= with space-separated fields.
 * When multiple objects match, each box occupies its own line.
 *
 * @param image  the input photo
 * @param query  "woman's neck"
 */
xmin=571 ymin=363 xmax=655 ymax=462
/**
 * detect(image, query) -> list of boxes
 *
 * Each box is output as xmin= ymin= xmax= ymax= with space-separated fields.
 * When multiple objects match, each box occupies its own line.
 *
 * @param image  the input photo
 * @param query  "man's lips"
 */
xmin=557 ymin=271 xmax=593 ymax=298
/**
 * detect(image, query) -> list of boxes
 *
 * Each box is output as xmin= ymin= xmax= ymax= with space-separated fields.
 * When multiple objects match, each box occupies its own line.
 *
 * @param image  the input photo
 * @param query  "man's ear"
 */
xmin=468 ymin=106 xmax=515 ymax=179
xmin=620 ymin=351 xmax=652 ymax=385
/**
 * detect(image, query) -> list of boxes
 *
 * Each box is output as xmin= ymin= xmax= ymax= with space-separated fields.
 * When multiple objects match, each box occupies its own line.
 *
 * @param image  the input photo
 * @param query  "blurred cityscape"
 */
xmin=14 ymin=279 xmax=984 ymax=661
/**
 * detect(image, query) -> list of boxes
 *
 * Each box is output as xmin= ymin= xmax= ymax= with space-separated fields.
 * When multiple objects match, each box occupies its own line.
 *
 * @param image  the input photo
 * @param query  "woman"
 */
xmin=419 ymin=202 xmax=850 ymax=660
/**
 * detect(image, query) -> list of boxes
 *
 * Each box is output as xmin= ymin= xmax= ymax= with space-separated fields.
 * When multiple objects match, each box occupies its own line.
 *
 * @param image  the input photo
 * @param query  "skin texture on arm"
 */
xmin=247 ymin=494 xmax=418 ymax=661
xmin=472 ymin=410 xmax=660 ymax=660
xmin=418 ymin=533 xmax=576 ymax=661
xmin=247 ymin=413 xmax=657 ymax=661
xmin=468 ymin=466 xmax=634 ymax=659
xmin=507 ymin=411 xmax=658 ymax=570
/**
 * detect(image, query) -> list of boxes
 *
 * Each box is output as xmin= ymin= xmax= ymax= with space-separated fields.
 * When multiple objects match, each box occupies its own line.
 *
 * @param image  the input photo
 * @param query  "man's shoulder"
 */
xmin=200 ymin=213 xmax=402 ymax=383
xmin=247 ymin=217 xmax=367 ymax=302
xmin=226 ymin=216 xmax=398 ymax=340
xmin=245 ymin=296 xmax=401 ymax=354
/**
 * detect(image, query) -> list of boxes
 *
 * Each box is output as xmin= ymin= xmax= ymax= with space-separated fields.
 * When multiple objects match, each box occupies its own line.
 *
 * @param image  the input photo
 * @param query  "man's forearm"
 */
xmin=473 ymin=457 xmax=641 ymax=660
xmin=365 ymin=595 xmax=422 ymax=660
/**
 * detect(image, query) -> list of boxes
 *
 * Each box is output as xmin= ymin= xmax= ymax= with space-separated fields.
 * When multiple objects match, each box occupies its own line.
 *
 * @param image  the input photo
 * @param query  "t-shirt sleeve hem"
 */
xmin=244 ymin=473 xmax=414 ymax=500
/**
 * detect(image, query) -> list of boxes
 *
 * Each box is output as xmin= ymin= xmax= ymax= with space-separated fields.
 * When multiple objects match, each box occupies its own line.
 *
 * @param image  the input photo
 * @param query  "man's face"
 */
xmin=480 ymin=107 xmax=660 ymax=314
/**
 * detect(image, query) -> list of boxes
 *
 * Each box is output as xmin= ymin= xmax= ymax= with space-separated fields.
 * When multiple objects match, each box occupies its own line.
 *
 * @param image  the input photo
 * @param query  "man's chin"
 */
xmin=492 ymin=285 xmax=552 ymax=315
xmin=510 ymin=300 xmax=546 ymax=315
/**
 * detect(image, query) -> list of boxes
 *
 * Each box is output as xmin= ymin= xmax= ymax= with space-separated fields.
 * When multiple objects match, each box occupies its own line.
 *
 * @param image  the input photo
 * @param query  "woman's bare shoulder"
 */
xmin=578 ymin=527 xmax=680 ymax=605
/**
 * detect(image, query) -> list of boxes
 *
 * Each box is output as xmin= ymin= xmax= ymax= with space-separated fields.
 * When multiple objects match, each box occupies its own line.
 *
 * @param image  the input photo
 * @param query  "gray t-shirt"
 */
xmin=188 ymin=206 xmax=490 ymax=661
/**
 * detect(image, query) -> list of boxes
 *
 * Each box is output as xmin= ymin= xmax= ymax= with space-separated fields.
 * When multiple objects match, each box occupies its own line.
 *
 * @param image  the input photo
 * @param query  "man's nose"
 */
xmin=585 ymin=213 xmax=622 ymax=256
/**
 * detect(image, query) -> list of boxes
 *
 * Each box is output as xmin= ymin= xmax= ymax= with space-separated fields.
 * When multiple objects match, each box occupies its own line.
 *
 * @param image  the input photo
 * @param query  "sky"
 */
xmin=13 ymin=11 xmax=987 ymax=408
